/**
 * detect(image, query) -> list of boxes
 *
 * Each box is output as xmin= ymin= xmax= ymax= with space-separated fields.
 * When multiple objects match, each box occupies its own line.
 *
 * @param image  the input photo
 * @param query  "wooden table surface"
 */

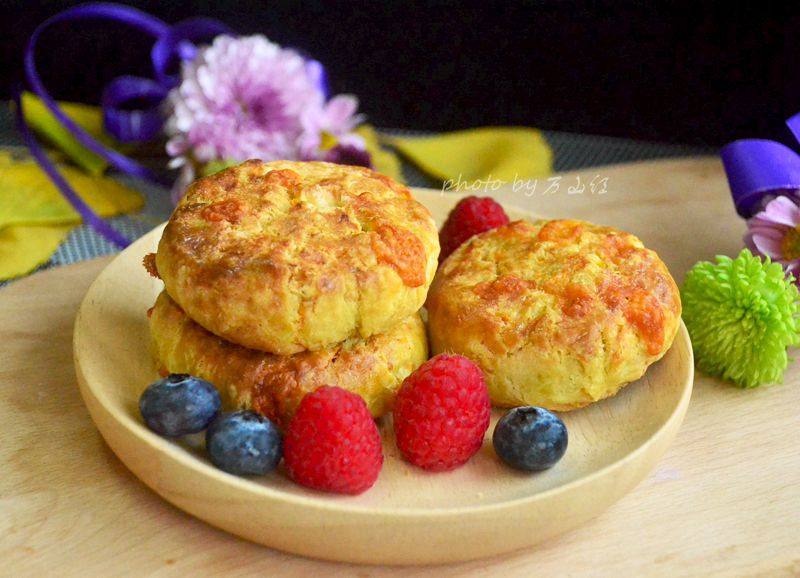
xmin=2 ymin=158 xmax=799 ymax=577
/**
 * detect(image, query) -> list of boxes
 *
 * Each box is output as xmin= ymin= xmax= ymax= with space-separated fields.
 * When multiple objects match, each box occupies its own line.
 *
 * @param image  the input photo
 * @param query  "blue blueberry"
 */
xmin=139 ymin=374 xmax=221 ymax=437
xmin=493 ymin=406 xmax=568 ymax=471
xmin=206 ymin=411 xmax=282 ymax=475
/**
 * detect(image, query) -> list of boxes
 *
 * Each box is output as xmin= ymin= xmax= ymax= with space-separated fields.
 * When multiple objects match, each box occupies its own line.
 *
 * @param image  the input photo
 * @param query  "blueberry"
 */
xmin=206 ymin=411 xmax=282 ymax=475
xmin=493 ymin=406 xmax=568 ymax=471
xmin=139 ymin=374 xmax=221 ymax=437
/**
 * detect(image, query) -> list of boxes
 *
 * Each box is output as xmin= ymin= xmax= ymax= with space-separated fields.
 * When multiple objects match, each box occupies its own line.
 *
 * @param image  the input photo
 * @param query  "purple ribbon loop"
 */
xmin=787 ymin=112 xmax=800 ymax=144
xmin=18 ymin=2 xmax=231 ymax=247
xmin=722 ymin=113 xmax=800 ymax=218
xmin=102 ymin=76 xmax=167 ymax=143
xmin=151 ymin=17 xmax=231 ymax=88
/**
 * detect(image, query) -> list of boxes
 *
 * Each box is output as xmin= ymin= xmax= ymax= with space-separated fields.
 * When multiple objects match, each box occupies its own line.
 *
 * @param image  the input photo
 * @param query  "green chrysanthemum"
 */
xmin=681 ymin=249 xmax=800 ymax=388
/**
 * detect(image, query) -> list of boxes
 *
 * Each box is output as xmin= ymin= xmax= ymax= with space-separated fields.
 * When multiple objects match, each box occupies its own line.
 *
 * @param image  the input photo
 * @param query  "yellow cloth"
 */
xmin=0 ymin=152 xmax=142 ymax=280
xmin=357 ymin=125 xmax=404 ymax=182
xmin=21 ymin=92 xmax=113 ymax=176
xmin=382 ymin=126 xmax=552 ymax=184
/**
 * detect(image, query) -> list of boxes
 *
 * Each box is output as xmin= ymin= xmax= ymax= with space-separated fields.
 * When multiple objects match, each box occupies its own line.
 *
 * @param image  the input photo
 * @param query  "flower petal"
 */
xmin=323 ymin=95 xmax=360 ymax=133
xmin=744 ymin=232 xmax=759 ymax=254
xmin=748 ymin=223 xmax=789 ymax=241
xmin=785 ymin=262 xmax=800 ymax=284
xmin=761 ymin=196 xmax=800 ymax=227
xmin=751 ymin=232 xmax=786 ymax=258
xmin=163 ymin=34 xmax=328 ymax=163
xmin=336 ymin=132 xmax=366 ymax=149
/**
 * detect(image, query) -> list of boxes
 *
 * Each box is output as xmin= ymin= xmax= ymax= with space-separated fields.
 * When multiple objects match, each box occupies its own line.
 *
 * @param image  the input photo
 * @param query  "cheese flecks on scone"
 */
xmin=156 ymin=160 xmax=439 ymax=354
xmin=426 ymin=219 xmax=681 ymax=410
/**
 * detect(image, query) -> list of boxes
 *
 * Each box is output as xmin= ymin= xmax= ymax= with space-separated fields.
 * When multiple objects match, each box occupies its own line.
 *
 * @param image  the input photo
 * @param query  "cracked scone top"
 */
xmin=426 ymin=219 xmax=682 ymax=410
xmin=155 ymin=160 xmax=440 ymax=354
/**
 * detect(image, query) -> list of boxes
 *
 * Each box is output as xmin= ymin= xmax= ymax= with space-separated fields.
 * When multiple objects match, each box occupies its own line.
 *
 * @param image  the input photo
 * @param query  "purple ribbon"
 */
xmin=101 ymin=76 xmax=167 ymax=143
xmin=17 ymin=2 xmax=231 ymax=247
xmin=13 ymin=87 xmax=132 ymax=248
xmin=721 ymin=112 xmax=800 ymax=218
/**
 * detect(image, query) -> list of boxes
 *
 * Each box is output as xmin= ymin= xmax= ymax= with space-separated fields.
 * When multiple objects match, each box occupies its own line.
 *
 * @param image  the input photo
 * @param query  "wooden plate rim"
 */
xmin=73 ymin=188 xmax=694 ymax=519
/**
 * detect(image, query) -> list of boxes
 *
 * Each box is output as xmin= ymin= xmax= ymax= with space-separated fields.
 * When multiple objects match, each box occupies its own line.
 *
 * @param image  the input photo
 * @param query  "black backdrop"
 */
xmin=2 ymin=0 xmax=798 ymax=147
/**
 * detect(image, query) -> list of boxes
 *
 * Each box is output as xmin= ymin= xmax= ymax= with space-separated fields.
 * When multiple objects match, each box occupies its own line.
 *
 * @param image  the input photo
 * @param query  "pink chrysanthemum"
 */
xmin=745 ymin=195 xmax=800 ymax=281
xmin=298 ymin=94 xmax=365 ymax=158
xmin=164 ymin=34 xmax=368 ymax=190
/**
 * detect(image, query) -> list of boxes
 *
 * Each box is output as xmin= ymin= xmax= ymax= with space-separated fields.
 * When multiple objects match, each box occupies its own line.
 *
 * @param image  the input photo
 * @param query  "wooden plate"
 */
xmin=73 ymin=189 xmax=693 ymax=565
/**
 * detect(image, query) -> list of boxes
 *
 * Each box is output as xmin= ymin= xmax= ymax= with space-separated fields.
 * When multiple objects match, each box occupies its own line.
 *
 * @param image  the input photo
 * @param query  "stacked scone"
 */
xmin=145 ymin=160 xmax=440 ymax=428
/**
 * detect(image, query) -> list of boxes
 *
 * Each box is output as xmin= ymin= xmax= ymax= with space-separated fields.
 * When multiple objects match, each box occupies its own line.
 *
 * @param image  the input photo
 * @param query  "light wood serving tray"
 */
xmin=72 ymin=187 xmax=693 ymax=565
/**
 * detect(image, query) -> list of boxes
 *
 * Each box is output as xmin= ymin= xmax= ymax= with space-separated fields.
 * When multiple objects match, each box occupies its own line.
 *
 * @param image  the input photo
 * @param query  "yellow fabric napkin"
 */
xmin=382 ymin=126 xmax=552 ymax=184
xmin=0 ymin=152 xmax=142 ymax=280
xmin=357 ymin=125 xmax=404 ymax=182
xmin=21 ymin=92 xmax=114 ymax=176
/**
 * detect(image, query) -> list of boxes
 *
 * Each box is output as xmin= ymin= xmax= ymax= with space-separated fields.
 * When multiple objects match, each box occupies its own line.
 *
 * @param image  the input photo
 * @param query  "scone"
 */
xmin=426 ymin=219 xmax=681 ymax=410
xmin=149 ymin=291 xmax=428 ymax=428
xmin=155 ymin=160 xmax=439 ymax=354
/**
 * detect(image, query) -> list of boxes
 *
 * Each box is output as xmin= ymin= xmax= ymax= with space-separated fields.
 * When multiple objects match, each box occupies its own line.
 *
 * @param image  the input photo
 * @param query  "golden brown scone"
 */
xmin=426 ymin=219 xmax=681 ymax=410
xmin=155 ymin=160 xmax=439 ymax=354
xmin=149 ymin=291 xmax=428 ymax=428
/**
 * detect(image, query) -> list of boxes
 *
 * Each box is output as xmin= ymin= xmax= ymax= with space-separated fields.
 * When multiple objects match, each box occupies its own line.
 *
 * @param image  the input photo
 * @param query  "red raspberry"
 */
xmin=393 ymin=354 xmax=491 ymax=471
xmin=284 ymin=386 xmax=383 ymax=494
xmin=439 ymin=196 xmax=510 ymax=262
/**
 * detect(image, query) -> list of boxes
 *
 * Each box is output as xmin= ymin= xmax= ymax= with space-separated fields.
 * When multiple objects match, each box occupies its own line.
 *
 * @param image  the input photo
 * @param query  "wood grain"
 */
xmin=2 ymin=158 xmax=799 ymax=576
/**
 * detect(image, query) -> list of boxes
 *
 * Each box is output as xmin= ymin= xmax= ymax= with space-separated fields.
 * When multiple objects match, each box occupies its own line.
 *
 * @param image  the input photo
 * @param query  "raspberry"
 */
xmin=393 ymin=354 xmax=491 ymax=471
xmin=284 ymin=386 xmax=383 ymax=494
xmin=439 ymin=196 xmax=510 ymax=262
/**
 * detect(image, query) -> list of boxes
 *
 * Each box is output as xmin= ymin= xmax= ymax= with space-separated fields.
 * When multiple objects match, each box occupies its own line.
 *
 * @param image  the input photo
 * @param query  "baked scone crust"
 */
xmin=155 ymin=160 xmax=439 ymax=354
xmin=149 ymin=291 xmax=429 ymax=428
xmin=426 ymin=219 xmax=682 ymax=410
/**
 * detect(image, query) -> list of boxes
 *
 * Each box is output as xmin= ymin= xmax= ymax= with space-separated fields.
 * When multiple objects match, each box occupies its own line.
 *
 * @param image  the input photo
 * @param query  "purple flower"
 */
xmin=325 ymin=143 xmax=373 ymax=168
xmin=299 ymin=94 xmax=365 ymax=159
xmin=745 ymin=195 xmax=800 ymax=280
xmin=164 ymin=34 xmax=368 ymax=197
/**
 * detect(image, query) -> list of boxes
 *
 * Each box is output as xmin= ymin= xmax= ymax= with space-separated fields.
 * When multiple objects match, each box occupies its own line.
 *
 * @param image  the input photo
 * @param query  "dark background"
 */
xmin=2 ymin=0 xmax=798 ymax=147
